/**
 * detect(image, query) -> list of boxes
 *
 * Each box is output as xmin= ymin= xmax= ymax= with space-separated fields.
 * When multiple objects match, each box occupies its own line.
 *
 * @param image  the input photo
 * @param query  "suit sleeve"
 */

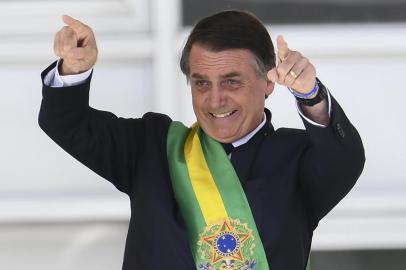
xmin=38 ymin=62 xmax=171 ymax=195
xmin=299 ymin=94 xmax=365 ymax=228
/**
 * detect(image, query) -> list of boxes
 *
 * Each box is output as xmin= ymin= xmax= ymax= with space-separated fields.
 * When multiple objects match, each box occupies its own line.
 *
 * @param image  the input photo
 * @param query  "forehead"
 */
xmin=189 ymin=44 xmax=257 ymax=77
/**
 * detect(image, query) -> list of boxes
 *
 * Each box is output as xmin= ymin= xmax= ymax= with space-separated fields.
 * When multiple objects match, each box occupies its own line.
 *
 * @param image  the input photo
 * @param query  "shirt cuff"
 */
xmin=43 ymin=59 xmax=93 ymax=88
xmin=295 ymin=87 xmax=332 ymax=128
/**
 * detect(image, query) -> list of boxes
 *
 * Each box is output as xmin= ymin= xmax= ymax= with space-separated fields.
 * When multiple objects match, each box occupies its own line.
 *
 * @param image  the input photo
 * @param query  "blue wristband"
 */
xmin=288 ymin=80 xmax=319 ymax=99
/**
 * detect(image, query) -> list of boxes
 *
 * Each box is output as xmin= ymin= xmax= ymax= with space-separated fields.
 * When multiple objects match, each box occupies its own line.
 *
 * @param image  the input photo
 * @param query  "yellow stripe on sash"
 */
xmin=184 ymin=125 xmax=228 ymax=225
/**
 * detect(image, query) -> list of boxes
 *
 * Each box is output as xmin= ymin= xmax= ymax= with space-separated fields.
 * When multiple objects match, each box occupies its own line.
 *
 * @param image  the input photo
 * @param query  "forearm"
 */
xmin=39 ymin=62 xmax=92 ymax=138
xmin=300 ymin=96 xmax=365 ymax=226
xmin=299 ymin=98 xmax=329 ymax=126
xmin=38 ymin=62 xmax=137 ymax=194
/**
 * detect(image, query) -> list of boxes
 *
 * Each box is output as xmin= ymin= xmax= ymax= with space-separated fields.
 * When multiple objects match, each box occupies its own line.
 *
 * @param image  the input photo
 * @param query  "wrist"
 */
xmin=295 ymin=78 xmax=328 ymax=107
xmin=58 ymin=59 xmax=88 ymax=76
xmin=288 ymin=79 xmax=319 ymax=99
xmin=58 ymin=60 xmax=74 ymax=76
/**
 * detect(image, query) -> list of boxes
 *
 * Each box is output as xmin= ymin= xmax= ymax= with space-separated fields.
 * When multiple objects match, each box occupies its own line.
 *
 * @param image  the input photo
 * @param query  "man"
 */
xmin=39 ymin=10 xmax=365 ymax=270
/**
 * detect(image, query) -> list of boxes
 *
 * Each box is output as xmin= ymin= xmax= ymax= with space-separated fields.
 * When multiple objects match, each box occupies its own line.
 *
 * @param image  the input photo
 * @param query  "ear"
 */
xmin=265 ymin=80 xmax=275 ymax=96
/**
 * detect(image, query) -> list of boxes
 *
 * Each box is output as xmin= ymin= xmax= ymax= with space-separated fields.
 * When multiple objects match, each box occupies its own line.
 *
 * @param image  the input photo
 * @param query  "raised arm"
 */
xmin=39 ymin=16 xmax=171 ymax=195
xmin=267 ymin=35 xmax=365 ymax=226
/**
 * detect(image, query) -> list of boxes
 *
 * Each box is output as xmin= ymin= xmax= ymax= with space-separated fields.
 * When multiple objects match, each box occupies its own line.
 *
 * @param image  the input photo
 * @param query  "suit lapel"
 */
xmin=231 ymin=110 xmax=275 ymax=185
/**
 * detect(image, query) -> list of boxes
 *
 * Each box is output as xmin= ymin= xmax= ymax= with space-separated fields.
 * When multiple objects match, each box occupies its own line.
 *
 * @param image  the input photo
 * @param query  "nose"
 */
xmin=208 ymin=85 xmax=226 ymax=109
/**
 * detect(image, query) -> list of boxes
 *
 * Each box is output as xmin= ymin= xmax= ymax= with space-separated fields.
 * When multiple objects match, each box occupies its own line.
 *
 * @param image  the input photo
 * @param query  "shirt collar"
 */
xmin=231 ymin=112 xmax=267 ymax=148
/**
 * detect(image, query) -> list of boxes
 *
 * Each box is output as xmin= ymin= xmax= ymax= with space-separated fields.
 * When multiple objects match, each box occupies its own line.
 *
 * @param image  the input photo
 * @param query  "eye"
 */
xmin=225 ymin=79 xmax=241 ymax=88
xmin=227 ymin=79 xmax=237 ymax=85
xmin=194 ymin=80 xmax=210 ymax=89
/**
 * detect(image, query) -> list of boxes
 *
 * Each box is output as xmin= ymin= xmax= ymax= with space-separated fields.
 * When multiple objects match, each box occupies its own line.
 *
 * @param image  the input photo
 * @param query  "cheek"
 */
xmin=191 ymin=91 xmax=198 ymax=106
xmin=243 ymin=88 xmax=266 ymax=114
xmin=191 ymin=93 xmax=204 ymax=115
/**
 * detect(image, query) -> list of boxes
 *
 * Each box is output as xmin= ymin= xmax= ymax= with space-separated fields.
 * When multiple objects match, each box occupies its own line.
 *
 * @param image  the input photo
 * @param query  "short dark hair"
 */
xmin=180 ymin=10 xmax=276 ymax=77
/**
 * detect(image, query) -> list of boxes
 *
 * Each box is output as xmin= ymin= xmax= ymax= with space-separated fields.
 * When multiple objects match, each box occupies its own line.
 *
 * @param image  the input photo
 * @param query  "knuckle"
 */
xmin=86 ymin=27 xmax=95 ymax=37
xmin=66 ymin=27 xmax=75 ymax=35
xmin=276 ymin=65 xmax=286 ymax=75
xmin=61 ymin=31 xmax=72 ymax=40
xmin=291 ymin=51 xmax=301 ymax=59
xmin=302 ymin=57 xmax=309 ymax=64
xmin=62 ymin=26 xmax=70 ymax=33
xmin=67 ymin=30 xmax=76 ymax=38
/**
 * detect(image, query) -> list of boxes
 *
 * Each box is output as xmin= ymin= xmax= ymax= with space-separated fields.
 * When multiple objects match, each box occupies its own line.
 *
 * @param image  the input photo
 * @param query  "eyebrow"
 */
xmin=190 ymin=72 xmax=242 ymax=79
xmin=220 ymin=72 xmax=241 ymax=79
xmin=190 ymin=73 xmax=206 ymax=79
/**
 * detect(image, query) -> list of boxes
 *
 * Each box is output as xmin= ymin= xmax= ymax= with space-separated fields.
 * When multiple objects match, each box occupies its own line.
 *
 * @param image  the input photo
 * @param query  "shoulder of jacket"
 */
xmin=275 ymin=127 xmax=307 ymax=137
xmin=140 ymin=112 xmax=173 ymax=137
xmin=271 ymin=127 xmax=311 ymax=146
xmin=142 ymin=112 xmax=172 ymax=124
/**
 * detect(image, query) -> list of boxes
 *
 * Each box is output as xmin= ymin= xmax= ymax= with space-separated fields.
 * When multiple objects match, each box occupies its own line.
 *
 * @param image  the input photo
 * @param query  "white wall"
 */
xmin=1 ymin=0 xmax=406 ymax=269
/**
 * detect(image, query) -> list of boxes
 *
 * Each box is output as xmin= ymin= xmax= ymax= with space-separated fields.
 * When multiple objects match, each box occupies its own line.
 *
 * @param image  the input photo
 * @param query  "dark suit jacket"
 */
xmin=39 ymin=62 xmax=365 ymax=270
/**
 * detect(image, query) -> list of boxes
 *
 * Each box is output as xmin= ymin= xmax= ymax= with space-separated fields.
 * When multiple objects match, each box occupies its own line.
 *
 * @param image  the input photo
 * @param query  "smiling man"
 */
xmin=189 ymin=45 xmax=274 ymax=143
xmin=39 ymin=10 xmax=365 ymax=270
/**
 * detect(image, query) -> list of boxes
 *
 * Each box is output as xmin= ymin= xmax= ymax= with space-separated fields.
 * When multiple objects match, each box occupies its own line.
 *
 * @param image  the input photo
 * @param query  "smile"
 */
xmin=210 ymin=110 xmax=237 ymax=118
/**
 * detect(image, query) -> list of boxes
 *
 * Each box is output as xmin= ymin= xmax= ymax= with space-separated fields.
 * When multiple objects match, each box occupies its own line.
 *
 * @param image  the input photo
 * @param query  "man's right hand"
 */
xmin=54 ymin=15 xmax=98 ymax=75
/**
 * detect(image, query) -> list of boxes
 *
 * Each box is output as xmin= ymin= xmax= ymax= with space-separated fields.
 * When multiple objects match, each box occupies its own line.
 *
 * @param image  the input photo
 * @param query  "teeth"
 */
xmin=212 ymin=111 xmax=234 ymax=118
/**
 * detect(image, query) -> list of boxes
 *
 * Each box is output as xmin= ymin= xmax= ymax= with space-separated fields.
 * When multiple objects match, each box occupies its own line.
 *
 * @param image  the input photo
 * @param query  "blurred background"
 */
xmin=0 ymin=0 xmax=405 ymax=269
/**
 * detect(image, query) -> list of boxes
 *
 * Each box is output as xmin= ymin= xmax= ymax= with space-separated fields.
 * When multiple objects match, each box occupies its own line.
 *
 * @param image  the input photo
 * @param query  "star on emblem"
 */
xmin=201 ymin=219 xmax=251 ymax=264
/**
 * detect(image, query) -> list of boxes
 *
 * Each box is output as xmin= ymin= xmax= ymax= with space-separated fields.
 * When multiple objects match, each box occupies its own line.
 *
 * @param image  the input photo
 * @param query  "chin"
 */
xmin=199 ymin=122 xmax=239 ymax=142
xmin=209 ymin=131 xmax=239 ymax=143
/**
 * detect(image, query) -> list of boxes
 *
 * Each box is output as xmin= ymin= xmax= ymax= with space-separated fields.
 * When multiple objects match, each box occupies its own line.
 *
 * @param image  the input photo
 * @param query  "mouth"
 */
xmin=209 ymin=110 xmax=237 ymax=118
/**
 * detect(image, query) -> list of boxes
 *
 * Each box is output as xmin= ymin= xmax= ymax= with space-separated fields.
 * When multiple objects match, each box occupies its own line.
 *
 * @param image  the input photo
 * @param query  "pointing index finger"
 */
xmin=277 ymin=35 xmax=290 ymax=61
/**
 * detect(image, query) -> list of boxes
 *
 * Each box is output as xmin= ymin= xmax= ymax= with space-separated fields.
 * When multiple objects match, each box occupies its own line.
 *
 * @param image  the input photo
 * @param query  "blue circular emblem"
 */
xmin=215 ymin=232 xmax=240 ymax=256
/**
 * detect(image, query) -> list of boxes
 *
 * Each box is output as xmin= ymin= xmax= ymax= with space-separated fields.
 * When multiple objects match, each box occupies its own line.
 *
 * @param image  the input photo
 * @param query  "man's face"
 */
xmin=189 ymin=44 xmax=274 ymax=143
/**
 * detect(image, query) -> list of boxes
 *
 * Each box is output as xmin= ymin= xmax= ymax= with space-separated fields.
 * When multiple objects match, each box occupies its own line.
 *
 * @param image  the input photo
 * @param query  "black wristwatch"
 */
xmin=296 ymin=78 xmax=328 ymax=106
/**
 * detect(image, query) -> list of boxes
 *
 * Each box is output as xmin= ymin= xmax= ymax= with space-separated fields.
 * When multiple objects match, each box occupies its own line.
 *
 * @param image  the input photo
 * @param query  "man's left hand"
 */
xmin=267 ymin=35 xmax=317 ymax=97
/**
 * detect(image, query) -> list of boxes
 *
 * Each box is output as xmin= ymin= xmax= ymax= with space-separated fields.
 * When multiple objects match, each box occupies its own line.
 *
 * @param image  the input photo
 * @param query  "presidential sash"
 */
xmin=167 ymin=121 xmax=270 ymax=270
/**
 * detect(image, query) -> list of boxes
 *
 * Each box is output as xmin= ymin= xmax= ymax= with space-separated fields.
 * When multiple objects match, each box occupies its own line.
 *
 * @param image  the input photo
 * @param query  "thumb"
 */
xmin=62 ymin=15 xmax=84 ymax=33
xmin=277 ymin=35 xmax=290 ymax=61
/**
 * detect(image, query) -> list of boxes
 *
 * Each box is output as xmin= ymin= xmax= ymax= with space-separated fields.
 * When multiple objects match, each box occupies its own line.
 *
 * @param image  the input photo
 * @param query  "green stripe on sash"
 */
xmin=166 ymin=122 xmax=206 ymax=249
xmin=167 ymin=121 xmax=270 ymax=270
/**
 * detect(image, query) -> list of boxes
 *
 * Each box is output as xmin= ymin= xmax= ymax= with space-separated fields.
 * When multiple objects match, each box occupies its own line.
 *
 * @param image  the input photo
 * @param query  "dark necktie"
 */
xmin=222 ymin=143 xmax=234 ymax=155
